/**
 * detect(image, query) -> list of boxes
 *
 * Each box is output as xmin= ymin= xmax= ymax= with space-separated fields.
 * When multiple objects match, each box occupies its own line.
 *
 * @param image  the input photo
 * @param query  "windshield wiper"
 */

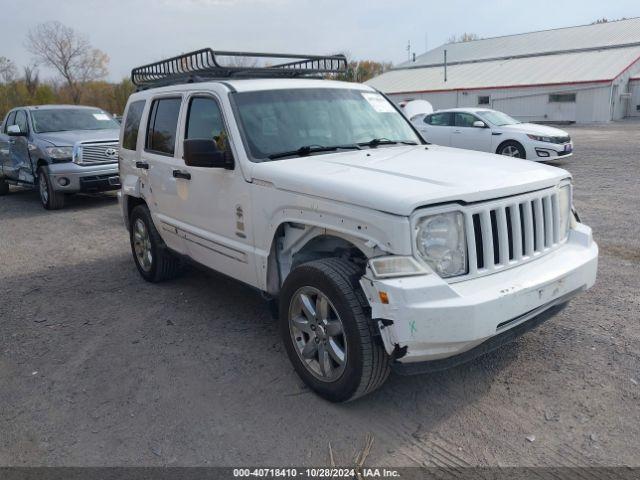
xmin=358 ymin=138 xmax=418 ymax=148
xmin=267 ymin=144 xmax=361 ymax=160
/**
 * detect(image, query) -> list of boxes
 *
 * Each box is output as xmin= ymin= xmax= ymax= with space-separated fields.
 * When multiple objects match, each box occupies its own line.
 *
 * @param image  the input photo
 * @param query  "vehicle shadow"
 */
xmin=1 ymin=251 xmax=523 ymax=465
xmin=0 ymin=186 xmax=118 ymax=219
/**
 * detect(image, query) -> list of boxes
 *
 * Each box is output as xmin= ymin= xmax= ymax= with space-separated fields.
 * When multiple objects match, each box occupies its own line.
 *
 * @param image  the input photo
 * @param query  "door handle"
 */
xmin=135 ymin=161 xmax=149 ymax=169
xmin=453 ymin=130 xmax=462 ymax=134
xmin=172 ymin=169 xmax=191 ymax=180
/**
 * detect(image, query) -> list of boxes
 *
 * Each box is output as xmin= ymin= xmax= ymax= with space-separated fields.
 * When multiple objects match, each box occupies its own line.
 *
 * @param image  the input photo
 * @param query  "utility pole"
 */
xmin=407 ymin=40 xmax=411 ymax=62
xmin=444 ymin=49 xmax=447 ymax=82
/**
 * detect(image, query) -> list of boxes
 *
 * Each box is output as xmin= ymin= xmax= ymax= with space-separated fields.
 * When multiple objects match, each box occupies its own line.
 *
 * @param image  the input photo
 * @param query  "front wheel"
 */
xmin=279 ymin=258 xmax=390 ymax=402
xmin=38 ymin=169 xmax=64 ymax=210
xmin=497 ymin=141 xmax=526 ymax=159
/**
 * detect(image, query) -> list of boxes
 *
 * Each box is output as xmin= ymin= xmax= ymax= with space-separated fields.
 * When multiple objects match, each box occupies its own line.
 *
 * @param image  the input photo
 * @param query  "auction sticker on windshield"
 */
xmin=93 ymin=113 xmax=112 ymax=121
xmin=361 ymin=92 xmax=395 ymax=113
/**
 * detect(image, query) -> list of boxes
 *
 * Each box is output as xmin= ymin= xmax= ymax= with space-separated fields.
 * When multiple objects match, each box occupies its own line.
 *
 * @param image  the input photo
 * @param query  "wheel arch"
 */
xmin=123 ymin=194 xmax=147 ymax=231
xmin=264 ymin=222 xmax=377 ymax=296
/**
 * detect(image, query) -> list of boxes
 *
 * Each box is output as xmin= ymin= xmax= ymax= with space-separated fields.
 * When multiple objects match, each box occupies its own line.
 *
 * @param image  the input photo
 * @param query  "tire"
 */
xmin=129 ymin=204 xmax=182 ymax=282
xmin=497 ymin=140 xmax=526 ymax=159
xmin=0 ymin=178 xmax=9 ymax=196
xmin=38 ymin=169 xmax=65 ymax=210
xmin=279 ymin=258 xmax=390 ymax=402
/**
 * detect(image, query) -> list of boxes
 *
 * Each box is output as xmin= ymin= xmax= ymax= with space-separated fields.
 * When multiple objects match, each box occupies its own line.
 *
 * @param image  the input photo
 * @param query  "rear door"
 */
xmin=417 ymin=112 xmax=453 ymax=146
xmin=450 ymin=112 xmax=493 ymax=152
xmin=141 ymin=94 xmax=187 ymax=254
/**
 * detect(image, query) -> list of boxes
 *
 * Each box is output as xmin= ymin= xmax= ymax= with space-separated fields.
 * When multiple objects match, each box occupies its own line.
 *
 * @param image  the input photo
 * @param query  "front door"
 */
xmin=172 ymin=93 xmax=257 ymax=287
xmin=450 ymin=112 xmax=493 ymax=152
xmin=0 ymin=111 xmax=16 ymax=178
xmin=10 ymin=110 xmax=35 ymax=183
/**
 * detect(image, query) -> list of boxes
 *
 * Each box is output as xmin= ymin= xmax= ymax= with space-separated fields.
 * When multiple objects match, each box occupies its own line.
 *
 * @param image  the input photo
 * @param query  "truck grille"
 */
xmin=78 ymin=141 xmax=119 ymax=165
xmin=464 ymin=188 xmax=566 ymax=277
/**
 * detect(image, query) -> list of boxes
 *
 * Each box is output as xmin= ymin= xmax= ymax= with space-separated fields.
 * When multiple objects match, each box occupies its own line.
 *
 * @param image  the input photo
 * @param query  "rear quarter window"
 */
xmin=122 ymin=100 xmax=146 ymax=151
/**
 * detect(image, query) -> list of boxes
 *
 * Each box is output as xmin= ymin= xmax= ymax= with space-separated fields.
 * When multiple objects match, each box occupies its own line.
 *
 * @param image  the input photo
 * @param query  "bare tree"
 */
xmin=25 ymin=21 xmax=109 ymax=103
xmin=0 ymin=57 xmax=17 ymax=83
xmin=23 ymin=65 xmax=40 ymax=96
xmin=448 ymin=32 xmax=480 ymax=43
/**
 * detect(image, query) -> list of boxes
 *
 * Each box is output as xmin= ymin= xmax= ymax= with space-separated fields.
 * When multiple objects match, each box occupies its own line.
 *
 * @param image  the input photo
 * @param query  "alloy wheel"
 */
xmin=288 ymin=286 xmax=347 ymax=382
xmin=133 ymin=219 xmax=153 ymax=272
xmin=38 ymin=171 xmax=49 ymax=205
xmin=501 ymin=145 xmax=521 ymax=157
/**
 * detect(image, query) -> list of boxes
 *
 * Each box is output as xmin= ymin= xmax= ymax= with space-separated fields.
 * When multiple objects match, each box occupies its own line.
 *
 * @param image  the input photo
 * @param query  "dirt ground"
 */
xmin=0 ymin=121 xmax=638 ymax=468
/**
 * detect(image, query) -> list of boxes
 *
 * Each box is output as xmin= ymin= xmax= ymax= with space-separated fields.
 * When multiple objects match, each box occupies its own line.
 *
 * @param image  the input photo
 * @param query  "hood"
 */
xmin=36 ymin=128 xmax=120 ymax=147
xmin=251 ymin=145 xmax=569 ymax=216
xmin=497 ymin=123 xmax=569 ymax=137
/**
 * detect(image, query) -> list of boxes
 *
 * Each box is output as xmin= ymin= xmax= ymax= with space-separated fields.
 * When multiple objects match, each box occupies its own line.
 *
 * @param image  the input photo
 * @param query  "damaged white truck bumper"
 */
xmin=360 ymin=223 xmax=598 ymax=373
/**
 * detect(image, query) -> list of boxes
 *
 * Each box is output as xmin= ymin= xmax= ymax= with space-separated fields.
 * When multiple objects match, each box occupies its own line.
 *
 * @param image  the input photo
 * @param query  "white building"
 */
xmin=367 ymin=18 xmax=640 ymax=123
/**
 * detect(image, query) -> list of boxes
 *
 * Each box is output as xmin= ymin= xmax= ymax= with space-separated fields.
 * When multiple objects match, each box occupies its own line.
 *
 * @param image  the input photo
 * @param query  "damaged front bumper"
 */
xmin=359 ymin=223 xmax=598 ymax=372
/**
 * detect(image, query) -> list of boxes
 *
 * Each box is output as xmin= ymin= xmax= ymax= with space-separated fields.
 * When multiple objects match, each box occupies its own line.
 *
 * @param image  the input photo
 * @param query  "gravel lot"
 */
xmin=1 ymin=121 xmax=638 ymax=468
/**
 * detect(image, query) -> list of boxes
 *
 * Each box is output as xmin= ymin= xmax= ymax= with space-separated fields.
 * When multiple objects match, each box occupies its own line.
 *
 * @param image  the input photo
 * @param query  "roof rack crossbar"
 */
xmin=131 ymin=49 xmax=347 ymax=88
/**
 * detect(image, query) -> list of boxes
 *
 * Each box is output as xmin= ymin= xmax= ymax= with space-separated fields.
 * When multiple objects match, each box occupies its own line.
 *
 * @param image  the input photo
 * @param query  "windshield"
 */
xmin=476 ymin=110 xmax=520 ymax=126
xmin=233 ymin=88 xmax=422 ymax=160
xmin=31 ymin=108 xmax=120 ymax=133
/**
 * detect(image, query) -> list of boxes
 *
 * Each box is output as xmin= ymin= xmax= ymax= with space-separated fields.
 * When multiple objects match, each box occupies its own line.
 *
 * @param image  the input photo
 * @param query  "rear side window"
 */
xmin=146 ymin=97 xmax=182 ymax=155
xmin=122 ymin=100 xmax=145 ymax=151
xmin=425 ymin=112 xmax=452 ymax=126
xmin=4 ymin=111 xmax=16 ymax=133
xmin=185 ymin=97 xmax=229 ymax=151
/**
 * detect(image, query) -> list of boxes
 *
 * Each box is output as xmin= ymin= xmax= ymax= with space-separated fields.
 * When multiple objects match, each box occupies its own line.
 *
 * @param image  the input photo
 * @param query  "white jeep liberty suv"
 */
xmin=118 ymin=50 xmax=598 ymax=402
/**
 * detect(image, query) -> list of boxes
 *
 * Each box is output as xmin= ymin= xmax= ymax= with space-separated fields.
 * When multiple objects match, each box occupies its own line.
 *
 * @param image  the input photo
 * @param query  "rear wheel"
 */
xmin=38 ymin=169 xmax=64 ymax=210
xmin=498 ymin=141 xmax=526 ymax=159
xmin=279 ymin=258 xmax=390 ymax=402
xmin=0 ymin=178 xmax=9 ymax=196
xmin=129 ymin=204 xmax=182 ymax=282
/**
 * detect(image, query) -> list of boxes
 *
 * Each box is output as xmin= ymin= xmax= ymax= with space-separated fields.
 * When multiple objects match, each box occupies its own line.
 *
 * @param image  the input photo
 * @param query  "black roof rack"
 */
xmin=131 ymin=49 xmax=348 ymax=89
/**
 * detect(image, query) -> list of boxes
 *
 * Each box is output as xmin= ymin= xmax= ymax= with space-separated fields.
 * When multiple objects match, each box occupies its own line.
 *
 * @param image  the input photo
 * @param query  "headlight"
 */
xmin=415 ymin=211 xmax=467 ymax=278
xmin=527 ymin=134 xmax=553 ymax=143
xmin=557 ymin=184 xmax=572 ymax=240
xmin=45 ymin=146 xmax=73 ymax=160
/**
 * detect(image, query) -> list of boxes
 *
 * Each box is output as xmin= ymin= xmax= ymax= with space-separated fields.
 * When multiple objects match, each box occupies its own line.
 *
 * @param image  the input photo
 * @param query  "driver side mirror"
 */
xmin=7 ymin=125 xmax=27 ymax=137
xmin=473 ymin=120 xmax=487 ymax=128
xmin=183 ymin=138 xmax=234 ymax=169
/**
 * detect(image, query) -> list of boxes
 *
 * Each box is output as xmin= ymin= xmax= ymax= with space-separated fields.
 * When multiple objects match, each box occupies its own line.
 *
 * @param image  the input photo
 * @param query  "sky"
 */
xmin=2 ymin=0 xmax=639 ymax=82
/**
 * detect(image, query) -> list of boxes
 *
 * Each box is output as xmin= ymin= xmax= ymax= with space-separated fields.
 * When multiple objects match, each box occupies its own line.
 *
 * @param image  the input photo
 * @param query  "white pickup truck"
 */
xmin=118 ymin=50 xmax=598 ymax=402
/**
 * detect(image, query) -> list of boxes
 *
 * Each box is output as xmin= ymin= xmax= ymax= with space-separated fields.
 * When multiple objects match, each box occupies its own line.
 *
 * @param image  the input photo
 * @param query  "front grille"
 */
xmin=464 ymin=188 xmax=566 ymax=277
xmin=79 ymin=141 xmax=119 ymax=165
xmin=552 ymin=135 xmax=571 ymax=144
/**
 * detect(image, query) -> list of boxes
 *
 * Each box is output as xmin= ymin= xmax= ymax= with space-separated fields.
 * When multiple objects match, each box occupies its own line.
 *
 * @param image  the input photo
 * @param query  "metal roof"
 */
xmin=367 ymin=46 xmax=640 ymax=94
xmin=368 ymin=18 xmax=640 ymax=94
xmin=401 ymin=17 xmax=640 ymax=68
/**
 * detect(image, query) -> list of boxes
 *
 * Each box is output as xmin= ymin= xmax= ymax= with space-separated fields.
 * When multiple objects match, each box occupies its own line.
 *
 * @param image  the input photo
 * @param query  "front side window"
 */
xmin=14 ymin=110 xmax=29 ymax=133
xmin=476 ymin=110 xmax=520 ymax=126
xmin=425 ymin=112 xmax=452 ymax=126
xmin=146 ymin=98 xmax=181 ymax=155
xmin=185 ymin=97 xmax=229 ymax=152
xmin=454 ymin=112 xmax=479 ymax=128
xmin=31 ymin=108 xmax=119 ymax=133
xmin=233 ymin=88 xmax=421 ymax=161
xmin=4 ymin=111 xmax=16 ymax=133
xmin=122 ymin=100 xmax=146 ymax=151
